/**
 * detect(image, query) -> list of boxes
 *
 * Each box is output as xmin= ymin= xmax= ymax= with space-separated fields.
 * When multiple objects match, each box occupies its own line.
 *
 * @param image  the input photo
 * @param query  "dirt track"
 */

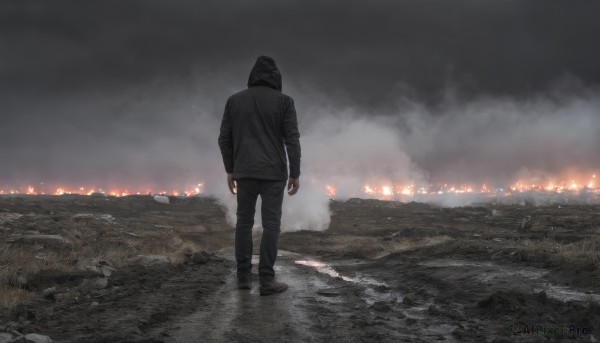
xmin=1 ymin=195 xmax=599 ymax=342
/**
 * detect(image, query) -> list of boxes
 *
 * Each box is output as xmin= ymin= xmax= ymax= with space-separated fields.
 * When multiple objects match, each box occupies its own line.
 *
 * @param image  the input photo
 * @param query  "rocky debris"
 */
xmin=92 ymin=277 xmax=108 ymax=290
xmin=184 ymin=251 xmax=210 ymax=265
xmin=8 ymin=235 xmax=72 ymax=247
xmin=153 ymin=195 xmax=170 ymax=205
xmin=101 ymin=266 xmax=116 ymax=277
xmin=52 ymin=292 xmax=73 ymax=303
xmin=41 ymin=287 xmax=75 ymax=303
xmin=134 ymin=255 xmax=173 ymax=267
xmin=42 ymin=287 xmax=57 ymax=299
xmin=77 ymin=260 xmax=116 ymax=277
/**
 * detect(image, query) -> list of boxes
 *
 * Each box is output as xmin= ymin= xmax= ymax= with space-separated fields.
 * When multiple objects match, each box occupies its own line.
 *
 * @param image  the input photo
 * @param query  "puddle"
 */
xmin=294 ymin=259 xmax=401 ymax=305
xmin=539 ymin=284 xmax=600 ymax=303
xmin=295 ymin=260 xmax=388 ymax=287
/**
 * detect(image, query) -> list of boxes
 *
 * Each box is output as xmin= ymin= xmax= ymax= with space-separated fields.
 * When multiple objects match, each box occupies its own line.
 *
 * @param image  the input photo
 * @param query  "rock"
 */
xmin=134 ymin=255 xmax=173 ymax=267
xmin=0 ymin=333 xmax=13 ymax=343
xmin=42 ymin=287 xmax=57 ymax=299
xmin=24 ymin=333 xmax=53 ymax=343
xmin=92 ymin=278 xmax=108 ymax=289
xmin=100 ymin=266 xmax=116 ymax=277
xmin=90 ymin=302 xmax=99 ymax=306
xmin=78 ymin=262 xmax=102 ymax=274
xmin=153 ymin=195 xmax=170 ymax=204
xmin=53 ymin=292 xmax=72 ymax=302
xmin=17 ymin=275 xmax=28 ymax=287
xmin=10 ymin=234 xmax=72 ymax=247
xmin=185 ymin=251 xmax=209 ymax=265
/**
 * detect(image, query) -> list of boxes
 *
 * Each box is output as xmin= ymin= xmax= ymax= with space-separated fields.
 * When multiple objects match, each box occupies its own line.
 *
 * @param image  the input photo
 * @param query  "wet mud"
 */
xmin=1 ymin=196 xmax=598 ymax=342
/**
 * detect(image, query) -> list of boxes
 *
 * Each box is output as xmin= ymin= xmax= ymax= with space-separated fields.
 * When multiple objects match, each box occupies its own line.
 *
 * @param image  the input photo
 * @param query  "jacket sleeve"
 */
xmin=282 ymin=98 xmax=301 ymax=179
xmin=218 ymin=99 xmax=234 ymax=174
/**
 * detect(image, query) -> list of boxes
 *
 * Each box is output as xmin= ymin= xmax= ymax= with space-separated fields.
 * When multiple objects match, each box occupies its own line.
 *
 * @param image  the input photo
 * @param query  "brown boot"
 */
xmin=238 ymin=274 xmax=251 ymax=289
xmin=259 ymin=278 xmax=288 ymax=296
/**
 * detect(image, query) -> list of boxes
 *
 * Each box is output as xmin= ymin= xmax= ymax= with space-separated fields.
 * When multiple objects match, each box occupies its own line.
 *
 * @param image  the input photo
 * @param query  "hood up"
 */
xmin=247 ymin=56 xmax=282 ymax=91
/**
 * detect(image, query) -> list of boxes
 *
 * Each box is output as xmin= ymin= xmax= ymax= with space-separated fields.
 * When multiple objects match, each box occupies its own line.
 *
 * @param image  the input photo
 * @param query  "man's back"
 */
xmin=217 ymin=56 xmax=301 ymax=295
xmin=218 ymin=56 xmax=301 ymax=181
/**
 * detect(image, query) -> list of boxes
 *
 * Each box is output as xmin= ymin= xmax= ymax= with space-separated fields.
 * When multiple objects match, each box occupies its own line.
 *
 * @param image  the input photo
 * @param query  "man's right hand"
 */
xmin=227 ymin=173 xmax=236 ymax=195
xmin=287 ymin=178 xmax=299 ymax=196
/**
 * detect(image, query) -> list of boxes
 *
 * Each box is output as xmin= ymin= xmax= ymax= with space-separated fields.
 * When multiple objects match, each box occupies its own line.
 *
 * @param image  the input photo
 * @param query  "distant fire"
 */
xmin=332 ymin=173 xmax=599 ymax=200
xmin=0 ymin=183 xmax=205 ymax=197
xmin=1 ymin=174 xmax=599 ymax=200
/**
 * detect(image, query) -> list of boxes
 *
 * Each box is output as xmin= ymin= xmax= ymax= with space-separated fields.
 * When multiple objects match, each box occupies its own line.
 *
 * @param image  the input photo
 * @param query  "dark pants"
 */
xmin=235 ymin=178 xmax=286 ymax=282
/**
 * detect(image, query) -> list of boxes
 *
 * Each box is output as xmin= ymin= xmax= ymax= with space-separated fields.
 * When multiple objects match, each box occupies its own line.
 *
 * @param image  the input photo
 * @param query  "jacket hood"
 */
xmin=247 ymin=56 xmax=282 ymax=91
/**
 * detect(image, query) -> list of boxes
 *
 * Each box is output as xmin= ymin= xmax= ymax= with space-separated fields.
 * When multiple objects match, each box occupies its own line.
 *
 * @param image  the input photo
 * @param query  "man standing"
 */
xmin=218 ymin=56 xmax=301 ymax=296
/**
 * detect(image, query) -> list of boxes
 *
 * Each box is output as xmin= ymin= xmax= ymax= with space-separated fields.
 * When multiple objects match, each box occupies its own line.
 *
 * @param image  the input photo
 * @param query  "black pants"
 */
xmin=235 ymin=178 xmax=286 ymax=282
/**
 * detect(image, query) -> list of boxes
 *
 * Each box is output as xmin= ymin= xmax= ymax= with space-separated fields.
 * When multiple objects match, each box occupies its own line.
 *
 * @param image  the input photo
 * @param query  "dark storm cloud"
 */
xmin=2 ymin=0 xmax=600 ymax=101
xmin=1 ymin=0 xmax=600 ymax=190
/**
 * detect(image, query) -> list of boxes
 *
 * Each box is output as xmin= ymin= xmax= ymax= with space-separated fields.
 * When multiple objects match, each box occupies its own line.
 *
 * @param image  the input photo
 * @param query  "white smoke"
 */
xmin=216 ymin=89 xmax=600 ymax=229
xmin=217 ymin=113 xmax=421 ymax=232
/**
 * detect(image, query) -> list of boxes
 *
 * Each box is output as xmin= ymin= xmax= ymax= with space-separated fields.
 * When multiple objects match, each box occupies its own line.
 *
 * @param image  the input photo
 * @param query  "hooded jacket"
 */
xmin=218 ymin=56 xmax=301 ymax=180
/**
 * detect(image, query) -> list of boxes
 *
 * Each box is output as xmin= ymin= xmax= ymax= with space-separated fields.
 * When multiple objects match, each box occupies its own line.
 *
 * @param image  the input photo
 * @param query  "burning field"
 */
xmin=0 ymin=194 xmax=598 ymax=342
xmin=3 ymin=1 xmax=600 ymax=341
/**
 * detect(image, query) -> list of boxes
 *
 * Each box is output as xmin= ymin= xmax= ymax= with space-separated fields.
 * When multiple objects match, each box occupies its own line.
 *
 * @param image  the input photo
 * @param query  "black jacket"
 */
xmin=218 ymin=56 xmax=301 ymax=180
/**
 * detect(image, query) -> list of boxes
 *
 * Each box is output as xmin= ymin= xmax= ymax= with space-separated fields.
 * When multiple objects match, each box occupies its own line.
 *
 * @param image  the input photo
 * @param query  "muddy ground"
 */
xmin=0 ymin=195 xmax=598 ymax=342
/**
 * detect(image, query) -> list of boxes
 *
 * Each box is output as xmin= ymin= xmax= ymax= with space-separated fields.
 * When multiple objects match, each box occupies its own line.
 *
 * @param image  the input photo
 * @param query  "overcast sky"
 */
xmin=1 ymin=0 xmax=599 ymax=190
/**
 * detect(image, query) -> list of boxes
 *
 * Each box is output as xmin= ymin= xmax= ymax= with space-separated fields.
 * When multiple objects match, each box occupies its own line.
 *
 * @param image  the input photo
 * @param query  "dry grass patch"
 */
xmin=318 ymin=235 xmax=383 ymax=258
xmin=557 ymin=236 xmax=600 ymax=265
xmin=313 ymin=234 xmax=455 ymax=259
xmin=375 ymin=235 xmax=454 ymax=258
xmin=0 ymin=231 xmax=203 ymax=318
xmin=0 ymin=286 xmax=29 ymax=318
xmin=69 ymin=231 xmax=204 ymax=268
xmin=0 ymin=244 xmax=73 ymax=284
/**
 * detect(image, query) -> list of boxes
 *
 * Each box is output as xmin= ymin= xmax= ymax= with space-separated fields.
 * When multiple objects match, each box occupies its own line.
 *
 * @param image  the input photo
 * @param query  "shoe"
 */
xmin=259 ymin=279 xmax=288 ymax=296
xmin=238 ymin=274 xmax=251 ymax=289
